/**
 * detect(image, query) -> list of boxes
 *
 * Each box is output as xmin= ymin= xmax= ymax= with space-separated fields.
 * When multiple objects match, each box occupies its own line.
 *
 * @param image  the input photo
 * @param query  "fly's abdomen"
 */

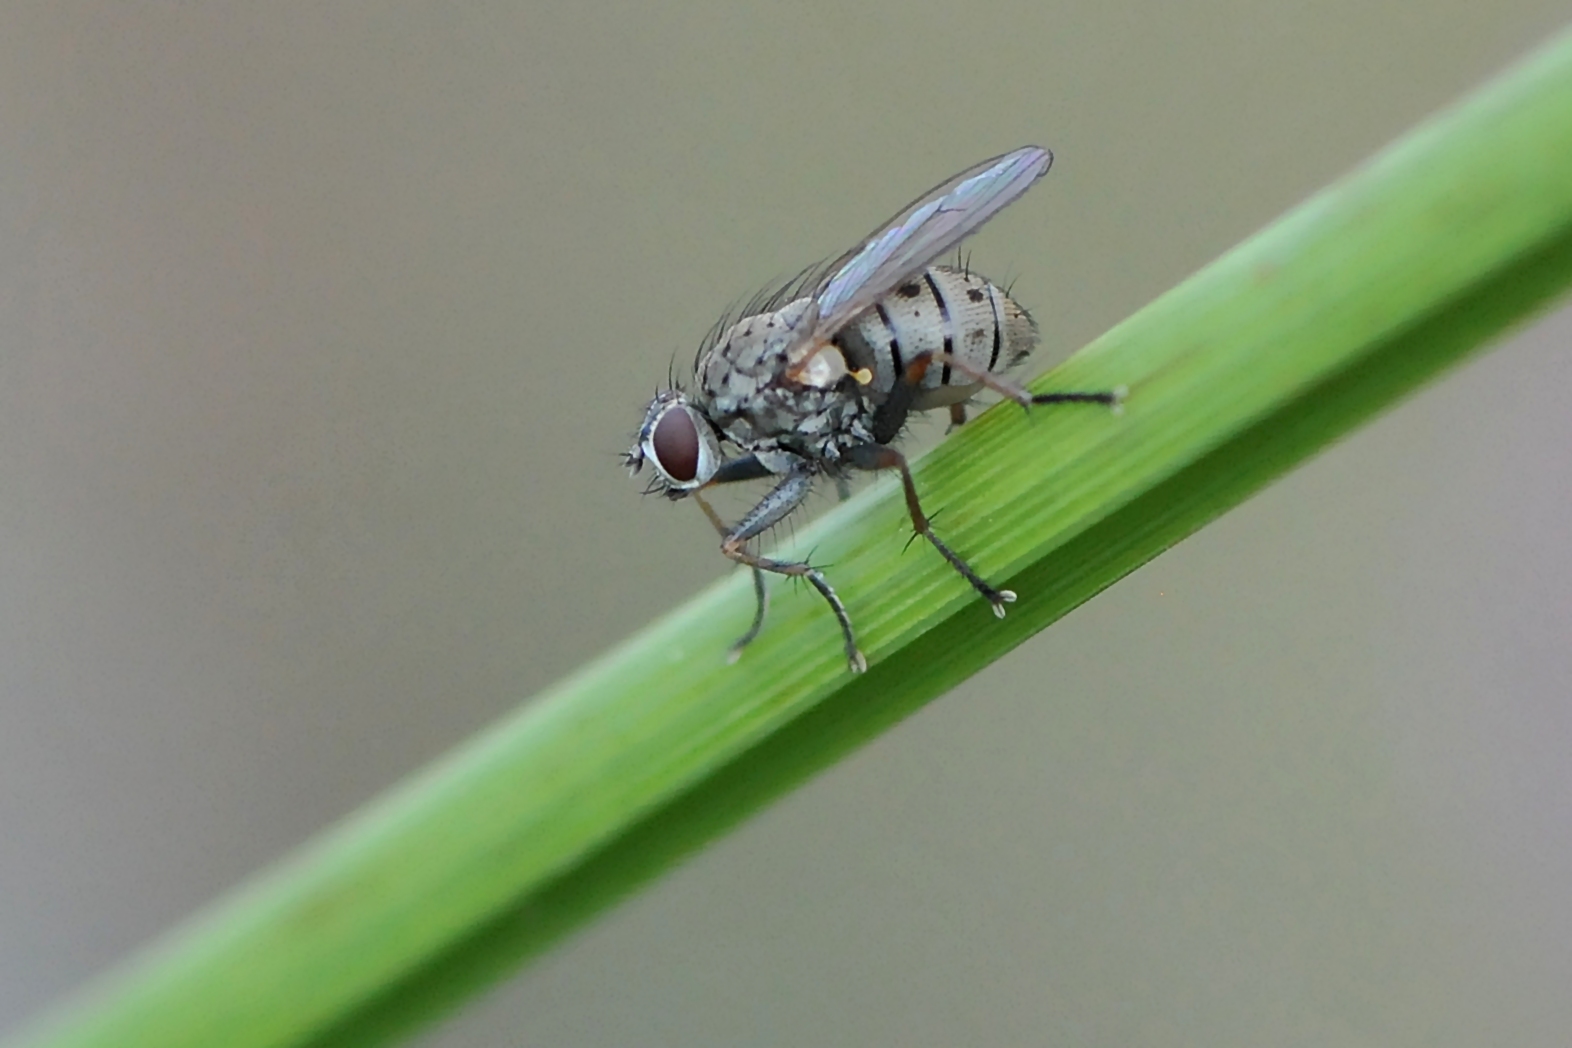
xmin=835 ymin=266 xmax=1039 ymax=410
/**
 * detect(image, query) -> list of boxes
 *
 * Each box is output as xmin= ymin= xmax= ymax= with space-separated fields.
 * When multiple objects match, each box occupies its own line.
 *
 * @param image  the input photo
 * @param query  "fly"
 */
xmin=625 ymin=146 xmax=1123 ymax=673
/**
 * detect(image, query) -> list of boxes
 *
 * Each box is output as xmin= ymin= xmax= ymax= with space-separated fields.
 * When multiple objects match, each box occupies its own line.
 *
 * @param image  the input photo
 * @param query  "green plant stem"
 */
xmin=12 ymin=24 xmax=1572 ymax=1048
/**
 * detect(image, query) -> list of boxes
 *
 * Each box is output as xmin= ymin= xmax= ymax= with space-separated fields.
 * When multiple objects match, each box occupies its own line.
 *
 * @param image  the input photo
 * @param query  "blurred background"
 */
xmin=3 ymin=4 xmax=1570 ymax=1045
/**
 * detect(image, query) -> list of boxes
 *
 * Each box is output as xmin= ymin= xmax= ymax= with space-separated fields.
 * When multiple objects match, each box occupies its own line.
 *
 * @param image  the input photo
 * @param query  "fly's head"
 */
xmin=625 ymin=389 xmax=722 ymax=500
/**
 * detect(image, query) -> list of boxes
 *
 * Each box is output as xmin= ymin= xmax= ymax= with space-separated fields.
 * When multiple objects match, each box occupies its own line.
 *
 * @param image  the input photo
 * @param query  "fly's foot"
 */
xmin=799 ymin=566 xmax=863 ymax=675
xmin=988 ymin=589 xmax=1018 ymax=618
xmin=1028 ymin=387 xmax=1126 ymax=412
xmin=725 ymin=566 xmax=770 ymax=664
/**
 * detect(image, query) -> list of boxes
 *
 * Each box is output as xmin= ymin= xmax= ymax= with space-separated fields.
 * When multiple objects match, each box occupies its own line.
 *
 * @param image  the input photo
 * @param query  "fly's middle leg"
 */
xmin=845 ymin=442 xmax=1015 ymax=617
xmin=858 ymin=351 xmax=1122 ymax=617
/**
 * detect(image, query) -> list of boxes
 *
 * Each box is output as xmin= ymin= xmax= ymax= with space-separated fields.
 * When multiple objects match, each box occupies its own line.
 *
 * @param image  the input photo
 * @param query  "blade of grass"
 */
xmin=12 ymin=23 xmax=1572 ymax=1048
xmin=305 ymin=216 xmax=1572 ymax=1048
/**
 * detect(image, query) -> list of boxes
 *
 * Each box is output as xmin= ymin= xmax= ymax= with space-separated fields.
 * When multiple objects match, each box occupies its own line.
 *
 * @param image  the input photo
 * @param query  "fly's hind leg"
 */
xmin=846 ymin=442 xmax=1015 ymax=617
xmin=927 ymin=352 xmax=1126 ymax=413
xmin=695 ymin=469 xmax=866 ymax=673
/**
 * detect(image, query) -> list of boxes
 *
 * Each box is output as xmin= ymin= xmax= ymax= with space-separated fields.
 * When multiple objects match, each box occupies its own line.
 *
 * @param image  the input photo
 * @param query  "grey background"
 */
xmin=3 ymin=4 xmax=1571 ymax=1046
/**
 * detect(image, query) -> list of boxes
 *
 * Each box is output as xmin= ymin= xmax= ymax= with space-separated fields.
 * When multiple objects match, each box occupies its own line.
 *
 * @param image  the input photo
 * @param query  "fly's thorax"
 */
xmin=706 ymin=377 xmax=874 ymax=464
xmin=697 ymin=295 xmax=874 ymax=458
xmin=834 ymin=265 xmax=1039 ymax=409
xmin=698 ymin=297 xmax=818 ymax=398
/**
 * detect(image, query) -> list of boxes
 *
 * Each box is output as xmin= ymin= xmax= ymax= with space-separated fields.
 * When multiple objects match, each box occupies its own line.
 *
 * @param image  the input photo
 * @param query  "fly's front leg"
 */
xmin=701 ymin=454 xmax=776 ymax=652
xmin=846 ymin=442 xmax=1015 ymax=617
xmin=691 ymin=488 xmax=768 ymax=661
xmin=696 ymin=469 xmax=866 ymax=673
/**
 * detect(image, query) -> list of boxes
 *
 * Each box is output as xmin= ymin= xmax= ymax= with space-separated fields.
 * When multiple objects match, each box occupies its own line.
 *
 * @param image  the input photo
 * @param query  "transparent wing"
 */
xmin=811 ymin=146 xmax=1052 ymax=337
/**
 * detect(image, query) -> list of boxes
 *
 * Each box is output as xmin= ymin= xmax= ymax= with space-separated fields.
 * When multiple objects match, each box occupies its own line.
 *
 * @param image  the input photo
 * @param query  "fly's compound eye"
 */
xmin=652 ymin=404 xmax=700 ymax=482
xmin=635 ymin=394 xmax=720 ymax=494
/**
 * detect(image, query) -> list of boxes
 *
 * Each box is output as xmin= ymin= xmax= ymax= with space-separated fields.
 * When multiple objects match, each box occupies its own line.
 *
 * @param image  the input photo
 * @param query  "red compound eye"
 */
xmin=651 ymin=405 xmax=700 ymax=483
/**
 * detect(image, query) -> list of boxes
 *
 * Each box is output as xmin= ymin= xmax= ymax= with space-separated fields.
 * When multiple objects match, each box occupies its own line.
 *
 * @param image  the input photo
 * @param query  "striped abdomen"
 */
xmin=832 ymin=265 xmax=1039 ymax=411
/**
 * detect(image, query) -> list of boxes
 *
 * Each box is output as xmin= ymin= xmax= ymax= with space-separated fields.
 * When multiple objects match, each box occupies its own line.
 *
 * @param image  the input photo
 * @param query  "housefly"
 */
xmin=626 ymin=146 xmax=1122 ymax=672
